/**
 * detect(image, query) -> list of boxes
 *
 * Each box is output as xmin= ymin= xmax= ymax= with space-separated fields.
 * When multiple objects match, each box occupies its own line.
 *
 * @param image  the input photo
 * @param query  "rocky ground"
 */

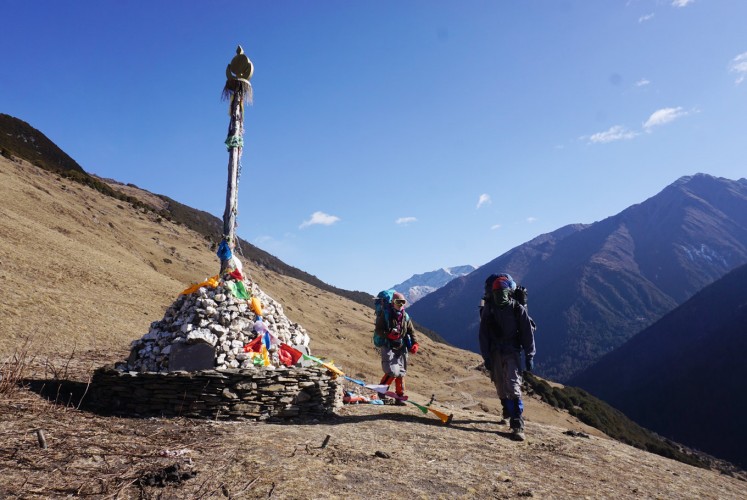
xmin=2 ymin=351 xmax=746 ymax=499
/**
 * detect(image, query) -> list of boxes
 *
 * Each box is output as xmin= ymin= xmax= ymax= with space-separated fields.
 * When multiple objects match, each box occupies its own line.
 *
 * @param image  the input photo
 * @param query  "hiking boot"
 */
xmin=511 ymin=427 xmax=526 ymax=441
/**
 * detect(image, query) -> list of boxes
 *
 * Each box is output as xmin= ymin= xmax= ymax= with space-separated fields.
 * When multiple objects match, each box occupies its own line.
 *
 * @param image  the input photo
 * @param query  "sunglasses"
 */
xmin=394 ymin=300 xmax=406 ymax=305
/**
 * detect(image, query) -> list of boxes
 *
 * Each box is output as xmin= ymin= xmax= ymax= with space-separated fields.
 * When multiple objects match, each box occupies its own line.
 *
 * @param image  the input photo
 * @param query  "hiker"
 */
xmin=374 ymin=291 xmax=419 ymax=405
xmin=479 ymin=273 xmax=536 ymax=441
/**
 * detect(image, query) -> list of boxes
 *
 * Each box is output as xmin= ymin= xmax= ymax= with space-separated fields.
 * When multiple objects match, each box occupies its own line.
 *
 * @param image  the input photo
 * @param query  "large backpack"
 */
xmin=483 ymin=274 xmax=528 ymax=308
xmin=481 ymin=274 xmax=534 ymax=339
xmin=373 ymin=289 xmax=410 ymax=348
xmin=375 ymin=289 xmax=396 ymax=325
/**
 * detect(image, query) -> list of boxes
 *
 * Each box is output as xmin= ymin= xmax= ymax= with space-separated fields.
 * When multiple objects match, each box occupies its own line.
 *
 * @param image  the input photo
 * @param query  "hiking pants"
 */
xmin=491 ymin=347 xmax=524 ymax=429
xmin=381 ymin=345 xmax=408 ymax=378
xmin=490 ymin=347 xmax=522 ymax=402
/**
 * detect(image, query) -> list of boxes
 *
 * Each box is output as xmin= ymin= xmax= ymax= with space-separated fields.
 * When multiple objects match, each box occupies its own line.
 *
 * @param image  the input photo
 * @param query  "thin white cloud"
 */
xmin=635 ymin=78 xmax=651 ymax=87
xmin=395 ymin=217 xmax=417 ymax=225
xmin=587 ymin=125 xmax=638 ymax=144
xmin=299 ymin=211 xmax=340 ymax=229
xmin=253 ymin=233 xmax=296 ymax=255
xmin=729 ymin=52 xmax=747 ymax=85
xmin=638 ymin=13 xmax=655 ymax=23
xmin=643 ymin=107 xmax=688 ymax=130
xmin=476 ymin=194 xmax=491 ymax=209
xmin=671 ymin=0 xmax=694 ymax=7
xmin=490 ymin=224 xmax=502 ymax=230
xmin=254 ymin=235 xmax=274 ymax=245
xmin=526 ymin=217 xmax=538 ymax=223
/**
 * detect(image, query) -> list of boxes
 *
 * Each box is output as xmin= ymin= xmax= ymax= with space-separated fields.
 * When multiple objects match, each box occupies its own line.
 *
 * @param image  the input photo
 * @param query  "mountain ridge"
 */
xmin=569 ymin=262 xmax=747 ymax=469
xmin=409 ymin=174 xmax=747 ymax=381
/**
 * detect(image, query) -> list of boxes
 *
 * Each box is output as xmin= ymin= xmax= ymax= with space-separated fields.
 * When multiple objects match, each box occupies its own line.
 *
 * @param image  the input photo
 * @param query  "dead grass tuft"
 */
xmin=0 ymin=336 xmax=35 ymax=396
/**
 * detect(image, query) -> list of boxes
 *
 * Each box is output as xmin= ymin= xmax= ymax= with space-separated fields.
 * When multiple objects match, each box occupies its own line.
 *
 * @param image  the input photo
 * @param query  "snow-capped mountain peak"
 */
xmin=389 ymin=265 xmax=475 ymax=304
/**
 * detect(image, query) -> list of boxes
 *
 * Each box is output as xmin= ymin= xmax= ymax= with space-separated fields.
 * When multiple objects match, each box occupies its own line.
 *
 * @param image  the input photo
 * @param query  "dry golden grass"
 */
xmin=1 ymin=156 xmax=745 ymax=499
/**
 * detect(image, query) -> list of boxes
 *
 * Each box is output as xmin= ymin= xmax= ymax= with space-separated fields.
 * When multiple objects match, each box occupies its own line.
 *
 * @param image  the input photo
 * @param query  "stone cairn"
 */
xmin=87 ymin=274 xmax=343 ymax=421
xmin=123 ymin=276 xmax=311 ymax=372
xmin=88 ymin=47 xmax=344 ymax=420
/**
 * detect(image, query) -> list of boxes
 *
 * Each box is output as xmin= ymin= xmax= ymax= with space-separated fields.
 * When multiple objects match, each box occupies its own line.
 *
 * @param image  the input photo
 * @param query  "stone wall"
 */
xmin=87 ymin=365 xmax=343 ymax=421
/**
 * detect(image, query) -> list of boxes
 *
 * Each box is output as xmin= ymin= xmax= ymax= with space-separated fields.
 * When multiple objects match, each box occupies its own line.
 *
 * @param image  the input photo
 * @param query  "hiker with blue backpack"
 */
xmin=479 ymin=273 xmax=536 ymax=441
xmin=373 ymin=291 xmax=420 ymax=405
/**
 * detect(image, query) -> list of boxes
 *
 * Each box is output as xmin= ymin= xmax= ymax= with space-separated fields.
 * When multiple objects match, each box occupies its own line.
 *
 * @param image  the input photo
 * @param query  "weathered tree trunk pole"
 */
xmin=222 ymin=89 xmax=243 ymax=259
xmin=219 ymin=46 xmax=253 ymax=275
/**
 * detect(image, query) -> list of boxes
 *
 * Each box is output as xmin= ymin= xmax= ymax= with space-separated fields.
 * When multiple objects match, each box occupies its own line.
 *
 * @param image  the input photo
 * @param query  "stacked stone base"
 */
xmin=88 ymin=365 xmax=343 ymax=421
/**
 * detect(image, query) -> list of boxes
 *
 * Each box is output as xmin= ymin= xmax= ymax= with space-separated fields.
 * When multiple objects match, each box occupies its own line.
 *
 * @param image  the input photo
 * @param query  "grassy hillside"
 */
xmin=4 ymin=152 xmax=741 ymax=477
xmin=525 ymin=375 xmax=707 ymax=468
xmin=569 ymin=263 xmax=747 ymax=469
xmin=0 ymin=113 xmax=445 ymax=343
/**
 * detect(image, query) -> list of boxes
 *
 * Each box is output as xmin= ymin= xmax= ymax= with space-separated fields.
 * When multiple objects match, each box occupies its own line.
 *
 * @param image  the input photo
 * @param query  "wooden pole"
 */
xmin=222 ymin=89 xmax=242 ymax=268
xmin=220 ymin=46 xmax=253 ymax=275
xmin=36 ymin=429 xmax=47 ymax=449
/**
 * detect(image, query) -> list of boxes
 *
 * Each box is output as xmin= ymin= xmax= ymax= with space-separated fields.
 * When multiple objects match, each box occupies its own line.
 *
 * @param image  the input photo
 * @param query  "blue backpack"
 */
xmin=375 ymin=289 xmax=396 ymax=324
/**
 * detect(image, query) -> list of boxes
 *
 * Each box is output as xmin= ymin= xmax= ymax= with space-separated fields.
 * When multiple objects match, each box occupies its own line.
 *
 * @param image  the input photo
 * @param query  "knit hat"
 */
xmin=491 ymin=273 xmax=517 ymax=291
xmin=392 ymin=292 xmax=406 ymax=303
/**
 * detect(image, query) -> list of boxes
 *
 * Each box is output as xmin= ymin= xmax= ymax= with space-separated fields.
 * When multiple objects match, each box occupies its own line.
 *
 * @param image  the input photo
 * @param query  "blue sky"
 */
xmin=2 ymin=1 xmax=746 ymax=294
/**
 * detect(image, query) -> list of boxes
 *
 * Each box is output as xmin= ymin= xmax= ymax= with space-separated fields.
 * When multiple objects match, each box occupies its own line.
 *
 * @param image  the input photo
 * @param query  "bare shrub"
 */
xmin=0 ymin=337 xmax=35 ymax=396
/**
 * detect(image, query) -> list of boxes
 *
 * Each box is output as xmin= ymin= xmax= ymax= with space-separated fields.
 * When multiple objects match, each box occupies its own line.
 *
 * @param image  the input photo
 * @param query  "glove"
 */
xmin=386 ymin=331 xmax=401 ymax=340
xmin=409 ymin=343 xmax=419 ymax=354
xmin=514 ymin=286 xmax=527 ymax=306
xmin=525 ymin=356 xmax=534 ymax=372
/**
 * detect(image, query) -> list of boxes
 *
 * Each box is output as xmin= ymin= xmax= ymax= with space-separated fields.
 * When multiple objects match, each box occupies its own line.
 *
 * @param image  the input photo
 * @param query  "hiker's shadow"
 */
xmin=296 ymin=409 xmax=446 ymax=427
xmin=297 ymin=408 xmax=518 ymax=439
xmin=448 ymin=420 xmax=517 ymax=440
xmin=430 ymin=417 xmax=518 ymax=440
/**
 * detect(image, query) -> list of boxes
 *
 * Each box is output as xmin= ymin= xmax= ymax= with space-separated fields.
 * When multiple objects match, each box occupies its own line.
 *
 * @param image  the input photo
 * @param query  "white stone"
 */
xmin=186 ymin=329 xmax=217 ymax=346
xmin=209 ymin=324 xmax=228 ymax=335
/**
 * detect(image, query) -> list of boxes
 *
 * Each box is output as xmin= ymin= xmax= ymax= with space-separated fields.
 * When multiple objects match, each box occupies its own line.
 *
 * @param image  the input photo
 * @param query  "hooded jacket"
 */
xmin=478 ymin=298 xmax=536 ymax=363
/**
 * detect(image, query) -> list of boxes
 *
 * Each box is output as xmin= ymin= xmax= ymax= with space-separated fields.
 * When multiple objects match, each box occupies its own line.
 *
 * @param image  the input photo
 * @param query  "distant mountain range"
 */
xmin=409 ymin=174 xmax=747 ymax=382
xmin=390 ymin=265 xmax=476 ymax=304
xmin=570 ymin=263 xmax=747 ymax=469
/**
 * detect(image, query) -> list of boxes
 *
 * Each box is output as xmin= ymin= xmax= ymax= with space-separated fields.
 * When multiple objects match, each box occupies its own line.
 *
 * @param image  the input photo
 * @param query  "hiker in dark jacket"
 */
xmin=374 ymin=292 xmax=419 ymax=405
xmin=479 ymin=273 xmax=536 ymax=441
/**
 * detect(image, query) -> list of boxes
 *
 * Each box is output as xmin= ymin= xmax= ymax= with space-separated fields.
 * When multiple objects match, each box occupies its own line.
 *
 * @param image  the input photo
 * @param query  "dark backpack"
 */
xmin=481 ymin=275 xmax=533 ymax=340
xmin=482 ymin=274 xmax=528 ymax=308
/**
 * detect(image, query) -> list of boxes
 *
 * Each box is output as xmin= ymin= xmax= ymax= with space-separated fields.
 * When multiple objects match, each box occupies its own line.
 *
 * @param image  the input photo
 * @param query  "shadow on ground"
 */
xmin=20 ymin=378 xmax=517 ymax=442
